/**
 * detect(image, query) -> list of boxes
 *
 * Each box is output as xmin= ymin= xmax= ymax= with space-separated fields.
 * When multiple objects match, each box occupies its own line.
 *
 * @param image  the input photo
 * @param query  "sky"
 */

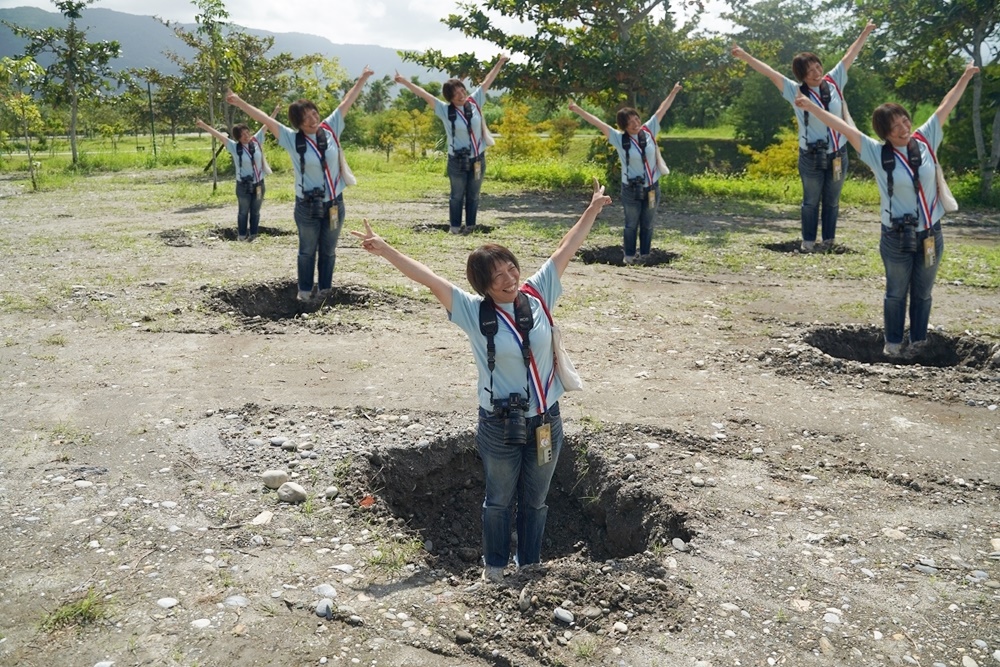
xmin=0 ymin=0 xmax=732 ymax=56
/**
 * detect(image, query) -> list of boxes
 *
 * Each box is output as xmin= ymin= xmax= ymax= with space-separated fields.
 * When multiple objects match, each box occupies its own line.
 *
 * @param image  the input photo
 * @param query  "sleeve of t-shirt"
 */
xmin=253 ymin=126 xmax=266 ymax=143
xmin=608 ymin=129 xmax=624 ymax=152
xmin=276 ymin=123 xmax=297 ymax=154
xmin=858 ymin=133 xmax=883 ymax=174
xmin=322 ymin=108 xmax=344 ymax=137
xmin=917 ymin=115 xmax=942 ymax=153
xmin=434 ymin=98 xmax=448 ymax=122
xmin=471 ymin=87 xmax=485 ymax=108
xmin=447 ymin=284 xmax=483 ymax=338
xmin=644 ymin=115 xmax=661 ymax=137
xmin=827 ymin=61 xmax=847 ymax=92
xmin=781 ymin=75 xmax=800 ymax=105
xmin=524 ymin=259 xmax=563 ymax=312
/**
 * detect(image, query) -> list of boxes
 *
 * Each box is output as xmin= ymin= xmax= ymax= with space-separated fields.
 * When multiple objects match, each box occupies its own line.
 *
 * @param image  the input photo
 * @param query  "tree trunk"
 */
xmin=69 ymin=92 xmax=79 ymax=165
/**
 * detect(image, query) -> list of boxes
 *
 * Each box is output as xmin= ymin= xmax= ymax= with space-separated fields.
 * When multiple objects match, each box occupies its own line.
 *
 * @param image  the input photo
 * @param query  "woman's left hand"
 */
xmin=351 ymin=219 xmax=390 ymax=257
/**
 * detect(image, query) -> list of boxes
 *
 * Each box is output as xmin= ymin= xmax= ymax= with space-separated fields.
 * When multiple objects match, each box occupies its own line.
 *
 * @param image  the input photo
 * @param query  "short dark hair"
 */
xmin=466 ymin=244 xmax=520 ymax=296
xmin=442 ymin=79 xmax=467 ymax=104
xmin=287 ymin=99 xmax=318 ymax=130
xmin=615 ymin=107 xmax=640 ymax=131
xmin=872 ymin=103 xmax=910 ymax=141
xmin=231 ymin=123 xmax=249 ymax=141
xmin=791 ymin=52 xmax=823 ymax=82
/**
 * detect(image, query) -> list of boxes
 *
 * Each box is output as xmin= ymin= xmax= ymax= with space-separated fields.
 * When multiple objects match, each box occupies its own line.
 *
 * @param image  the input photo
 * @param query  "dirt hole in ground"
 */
xmin=577 ymin=245 xmax=679 ymax=267
xmin=159 ymin=229 xmax=193 ymax=246
xmin=208 ymin=225 xmax=295 ymax=241
xmin=804 ymin=325 xmax=996 ymax=368
xmin=412 ymin=223 xmax=495 ymax=235
xmin=369 ymin=429 xmax=691 ymax=576
xmin=762 ymin=239 xmax=855 ymax=255
xmin=209 ymin=281 xmax=396 ymax=320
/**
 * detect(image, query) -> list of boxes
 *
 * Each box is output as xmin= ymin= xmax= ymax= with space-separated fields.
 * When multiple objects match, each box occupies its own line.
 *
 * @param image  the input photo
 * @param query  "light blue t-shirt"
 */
xmin=224 ymin=126 xmax=267 ymax=184
xmin=448 ymin=259 xmax=565 ymax=415
xmin=781 ymin=61 xmax=848 ymax=152
xmin=858 ymin=115 xmax=944 ymax=229
xmin=276 ymin=108 xmax=345 ymax=201
xmin=435 ymin=87 xmax=487 ymax=157
xmin=608 ymin=115 xmax=665 ymax=185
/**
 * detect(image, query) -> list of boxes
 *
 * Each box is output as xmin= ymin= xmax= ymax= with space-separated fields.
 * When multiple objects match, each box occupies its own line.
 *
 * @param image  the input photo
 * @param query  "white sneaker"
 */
xmin=238 ymin=234 xmax=248 ymax=241
xmin=800 ymin=240 xmax=815 ymax=252
xmin=449 ymin=226 xmax=462 ymax=235
xmin=883 ymin=342 xmax=902 ymax=357
xmin=482 ymin=565 xmax=504 ymax=584
xmin=623 ymin=255 xmax=636 ymax=265
xmin=296 ymin=290 xmax=312 ymax=302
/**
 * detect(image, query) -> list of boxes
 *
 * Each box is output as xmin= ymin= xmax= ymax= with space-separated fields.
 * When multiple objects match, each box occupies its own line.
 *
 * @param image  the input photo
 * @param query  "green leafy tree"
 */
xmin=370 ymin=109 xmax=409 ymax=161
xmin=363 ymin=75 xmax=395 ymax=114
xmin=546 ymin=114 xmax=579 ymax=156
xmin=160 ymin=0 xmax=242 ymax=188
xmin=494 ymin=99 xmax=545 ymax=160
xmin=404 ymin=0 xmax=698 ymax=112
xmin=4 ymin=0 xmax=121 ymax=166
xmin=0 ymin=56 xmax=45 ymax=189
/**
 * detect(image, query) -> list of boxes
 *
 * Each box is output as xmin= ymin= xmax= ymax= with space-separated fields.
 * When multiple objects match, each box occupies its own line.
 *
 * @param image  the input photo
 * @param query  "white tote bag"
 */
xmin=520 ymin=284 xmax=583 ymax=391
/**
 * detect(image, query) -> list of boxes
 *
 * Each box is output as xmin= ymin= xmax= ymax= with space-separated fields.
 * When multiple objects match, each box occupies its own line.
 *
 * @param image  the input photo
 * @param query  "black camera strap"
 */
xmin=448 ymin=101 xmax=475 ymax=156
xmin=479 ymin=292 xmax=533 ymax=407
xmin=622 ymin=128 xmax=648 ymax=182
xmin=881 ymin=139 xmax=922 ymax=221
xmin=295 ymin=128 xmax=329 ymax=198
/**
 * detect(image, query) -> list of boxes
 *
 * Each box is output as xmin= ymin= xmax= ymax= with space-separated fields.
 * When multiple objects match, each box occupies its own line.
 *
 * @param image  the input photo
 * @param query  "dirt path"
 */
xmin=0 ymin=172 xmax=998 ymax=667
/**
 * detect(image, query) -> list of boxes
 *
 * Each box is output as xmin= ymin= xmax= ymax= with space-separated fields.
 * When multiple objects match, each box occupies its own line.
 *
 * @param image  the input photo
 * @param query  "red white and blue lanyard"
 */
xmin=249 ymin=137 xmax=262 ymax=183
xmin=627 ymin=127 xmax=655 ymax=186
xmin=303 ymin=124 xmax=338 ymax=197
xmin=805 ymin=76 xmax=842 ymax=151
xmin=891 ymin=143 xmax=936 ymax=230
xmin=494 ymin=300 xmax=553 ymax=416
xmin=454 ymin=102 xmax=481 ymax=158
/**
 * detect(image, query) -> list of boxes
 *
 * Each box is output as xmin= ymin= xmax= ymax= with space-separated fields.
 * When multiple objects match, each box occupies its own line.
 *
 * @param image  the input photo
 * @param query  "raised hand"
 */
xmin=350 ymin=219 xmax=390 ymax=257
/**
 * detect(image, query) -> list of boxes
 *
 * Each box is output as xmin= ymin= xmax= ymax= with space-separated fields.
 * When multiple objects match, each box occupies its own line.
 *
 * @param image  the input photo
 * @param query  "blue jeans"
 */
xmin=799 ymin=147 xmax=847 ymax=243
xmin=879 ymin=222 xmax=944 ymax=345
xmin=476 ymin=402 xmax=563 ymax=568
xmin=447 ymin=153 xmax=484 ymax=229
xmin=236 ymin=180 xmax=265 ymax=236
xmin=293 ymin=195 xmax=344 ymax=292
xmin=621 ymin=182 xmax=659 ymax=257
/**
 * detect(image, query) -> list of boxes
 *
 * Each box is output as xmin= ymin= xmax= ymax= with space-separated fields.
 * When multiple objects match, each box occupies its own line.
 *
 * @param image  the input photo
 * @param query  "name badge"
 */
xmin=536 ymin=423 xmax=552 ymax=466
xmin=647 ymin=188 xmax=656 ymax=208
xmin=832 ymin=156 xmax=842 ymax=181
xmin=473 ymin=160 xmax=482 ymax=180
xmin=923 ymin=236 xmax=936 ymax=267
xmin=255 ymin=185 xmax=261 ymax=199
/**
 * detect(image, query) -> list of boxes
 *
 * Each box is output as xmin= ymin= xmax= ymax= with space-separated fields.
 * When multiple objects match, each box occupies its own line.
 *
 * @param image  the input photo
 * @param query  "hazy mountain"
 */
xmin=0 ymin=6 xmax=441 ymax=84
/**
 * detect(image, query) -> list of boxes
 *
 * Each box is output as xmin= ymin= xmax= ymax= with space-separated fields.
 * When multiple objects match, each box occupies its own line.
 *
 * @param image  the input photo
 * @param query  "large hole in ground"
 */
xmin=209 ymin=280 xmax=397 ymax=320
xmin=805 ymin=325 xmax=997 ymax=368
xmin=412 ymin=223 xmax=495 ymax=235
xmin=207 ymin=225 xmax=295 ymax=241
xmin=577 ymin=245 xmax=679 ymax=267
xmin=761 ymin=239 xmax=855 ymax=255
xmin=369 ymin=428 xmax=690 ymax=577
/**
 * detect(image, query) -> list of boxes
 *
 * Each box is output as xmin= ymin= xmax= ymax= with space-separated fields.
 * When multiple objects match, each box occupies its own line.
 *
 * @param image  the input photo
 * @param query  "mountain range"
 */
xmin=0 ymin=6 xmax=440 ymax=84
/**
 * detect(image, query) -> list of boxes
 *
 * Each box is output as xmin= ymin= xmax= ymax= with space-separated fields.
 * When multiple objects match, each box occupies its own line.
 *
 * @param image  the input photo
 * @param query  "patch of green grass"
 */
xmin=42 ymin=334 xmax=67 ymax=346
xmin=40 ymin=588 xmax=109 ymax=632
xmin=367 ymin=535 xmax=424 ymax=573
xmin=573 ymin=636 xmax=599 ymax=658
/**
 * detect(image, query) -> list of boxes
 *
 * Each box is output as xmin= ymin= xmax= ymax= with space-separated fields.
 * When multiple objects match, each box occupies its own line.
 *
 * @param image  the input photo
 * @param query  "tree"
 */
xmin=842 ymin=0 xmax=1000 ymax=199
xmin=0 ymin=56 xmax=45 ymax=190
xmin=403 ymin=0 xmax=700 ymax=113
xmin=370 ymin=110 xmax=409 ymax=161
xmin=363 ymin=75 xmax=395 ymax=114
xmin=4 ymin=0 xmax=121 ymax=166
xmin=494 ymin=99 xmax=545 ymax=160
xmin=160 ymin=0 xmax=241 ymax=189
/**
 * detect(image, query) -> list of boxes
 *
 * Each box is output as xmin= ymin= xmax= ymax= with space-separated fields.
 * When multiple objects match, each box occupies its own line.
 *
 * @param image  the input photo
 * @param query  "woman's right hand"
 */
xmin=225 ymin=88 xmax=240 ymax=105
xmin=393 ymin=70 xmax=406 ymax=84
xmin=730 ymin=43 xmax=746 ymax=60
xmin=589 ymin=178 xmax=612 ymax=211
